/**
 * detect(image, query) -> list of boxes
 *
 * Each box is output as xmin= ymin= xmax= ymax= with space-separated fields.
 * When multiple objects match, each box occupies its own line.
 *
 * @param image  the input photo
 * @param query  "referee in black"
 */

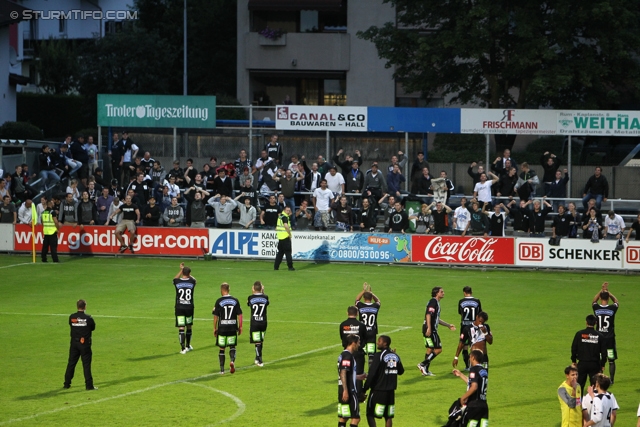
xmin=571 ymin=314 xmax=606 ymax=395
xmin=64 ymin=299 xmax=97 ymax=390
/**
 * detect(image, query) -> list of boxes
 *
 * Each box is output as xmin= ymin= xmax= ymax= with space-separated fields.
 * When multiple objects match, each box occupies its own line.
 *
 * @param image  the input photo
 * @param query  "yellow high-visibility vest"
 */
xmin=42 ymin=211 xmax=57 ymax=235
xmin=276 ymin=212 xmax=290 ymax=240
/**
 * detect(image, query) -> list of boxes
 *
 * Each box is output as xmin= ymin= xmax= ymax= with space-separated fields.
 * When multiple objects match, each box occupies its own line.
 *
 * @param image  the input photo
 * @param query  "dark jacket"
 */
xmin=584 ymin=175 xmax=609 ymax=198
xmin=547 ymin=174 xmax=569 ymax=198
xmin=540 ymin=154 xmax=562 ymax=183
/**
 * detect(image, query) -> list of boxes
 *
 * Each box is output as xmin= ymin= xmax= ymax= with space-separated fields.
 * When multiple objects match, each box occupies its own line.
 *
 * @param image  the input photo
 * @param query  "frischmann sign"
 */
xmin=97 ymin=94 xmax=216 ymax=128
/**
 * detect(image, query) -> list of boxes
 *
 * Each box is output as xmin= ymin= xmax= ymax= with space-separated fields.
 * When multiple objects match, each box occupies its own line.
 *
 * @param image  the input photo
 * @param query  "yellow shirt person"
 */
xmin=558 ymin=366 xmax=582 ymax=427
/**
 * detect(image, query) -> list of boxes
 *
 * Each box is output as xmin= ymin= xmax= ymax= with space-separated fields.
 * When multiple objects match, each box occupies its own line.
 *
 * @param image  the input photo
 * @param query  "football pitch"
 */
xmin=0 ymin=254 xmax=638 ymax=427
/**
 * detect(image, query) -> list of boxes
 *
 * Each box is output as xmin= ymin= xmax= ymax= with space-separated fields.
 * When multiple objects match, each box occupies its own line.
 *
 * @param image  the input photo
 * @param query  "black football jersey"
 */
xmin=467 ymin=364 xmax=489 ymax=404
xmin=424 ymin=298 xmax=440 ymax=332
xmin=337 ymin=349 xmax=357 ymax=394
xmin=592 ymin=302 xmax=618 ymax=339
xmin=173 ymin=277 xmax=196 ymax=309
xmin=356 ymin=301 xmax=380 ymax=335
xmin=247 ymin=294 xmax=270 ymax=328
xmin=213 ymin=296 xmax=243 ymax=334
xmin=458 ymin=297 xmax=482 ymax=327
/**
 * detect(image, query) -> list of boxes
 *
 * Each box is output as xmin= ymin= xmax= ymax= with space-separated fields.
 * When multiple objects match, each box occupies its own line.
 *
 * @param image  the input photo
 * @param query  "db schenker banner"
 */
xmin=208 ymin=230 xmax=412 ymax=262
xmin=14 ymin=224 xmax=208 ymax=256
xmin=97 ymin=94 xmax=216 ymax=128
xmin=411 ymin=235 xmax=515 ymax=265
xmin=515 ymin=237 xmax=622 ymax=269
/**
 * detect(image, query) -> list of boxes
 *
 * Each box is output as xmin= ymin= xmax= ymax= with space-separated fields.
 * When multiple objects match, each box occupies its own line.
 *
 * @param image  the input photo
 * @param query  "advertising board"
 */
xmin=460 ymin=109 xmax=557 ymax=135
xmin=275 ymin=105 xmax=368 ymax=131
xmin=14 ymin=225 xmax=208 ymax=256
xmin=411 ymin=235 xmax=515 ymax=265
xmin=515 ymin=237 xmax=622 ymax=269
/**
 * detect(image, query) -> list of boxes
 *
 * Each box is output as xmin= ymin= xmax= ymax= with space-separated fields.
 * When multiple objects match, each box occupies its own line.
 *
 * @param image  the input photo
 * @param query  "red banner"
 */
xmin=411 ymin=235 xmax=515 ymax=265
xmin=14 ymin=224 xmax=208 ymax=256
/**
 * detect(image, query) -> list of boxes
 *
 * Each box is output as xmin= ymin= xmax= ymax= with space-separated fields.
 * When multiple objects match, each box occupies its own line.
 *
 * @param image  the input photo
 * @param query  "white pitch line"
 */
xmin=187 ymin=383 xmax=246 ymax=426
xmin=0 ymin=312 xmax=411 ymax=329
xmin=0 ymin=326 xmax=411 ymax=426
xmin=0 ymin=263 xmax=33 ymax=270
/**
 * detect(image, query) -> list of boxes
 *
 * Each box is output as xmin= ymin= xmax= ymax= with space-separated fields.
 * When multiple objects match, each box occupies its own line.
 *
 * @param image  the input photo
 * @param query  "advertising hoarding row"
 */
xmin=95 ymin=96 xmax=640 ymax=137
xmin=8 ymin=225 xmax=640 ymax=270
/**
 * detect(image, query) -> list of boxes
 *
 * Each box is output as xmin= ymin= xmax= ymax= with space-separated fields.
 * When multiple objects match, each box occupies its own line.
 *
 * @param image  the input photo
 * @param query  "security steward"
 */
xmin=274 ymin=205 xmax=295 ymax=271
xmin=64 ymin=299 xmax=97 ymax=390
xmin=41 ymin=200 xmax=60 ymax=263
xmin=571 ymin=314 xmax=606 ymax=396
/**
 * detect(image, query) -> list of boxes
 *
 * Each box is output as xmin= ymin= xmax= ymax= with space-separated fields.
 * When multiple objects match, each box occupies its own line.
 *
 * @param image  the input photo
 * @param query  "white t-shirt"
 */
xmin=453 ymin=207 xmax=470 ymax=231
xmin=313 ymin=188 xmax=334 ymax=211
xmin=474 ymin=181 xmax=493 ymax=203
xmin=604 ymin=214 xmax=625 ymax=235
xmin=583 ymin=392 xmax=618 ymax=426
xmin=324 ymin=172 xmax=345 ymax=194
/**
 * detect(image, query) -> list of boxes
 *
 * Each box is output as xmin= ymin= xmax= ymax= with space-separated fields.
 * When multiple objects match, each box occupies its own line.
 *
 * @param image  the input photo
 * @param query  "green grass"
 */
xmin=0 ymin=255 xmax=638 ymax=426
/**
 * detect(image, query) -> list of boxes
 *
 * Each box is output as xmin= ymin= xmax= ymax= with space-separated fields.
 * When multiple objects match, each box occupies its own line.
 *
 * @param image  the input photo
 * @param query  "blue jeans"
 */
xmin=582 ymin=193 xmax=603 ymax=211
xmin=66 ymin=158 xmax=82 ymax=175
xmin=39 ymin=170 xmax=60 ymax=189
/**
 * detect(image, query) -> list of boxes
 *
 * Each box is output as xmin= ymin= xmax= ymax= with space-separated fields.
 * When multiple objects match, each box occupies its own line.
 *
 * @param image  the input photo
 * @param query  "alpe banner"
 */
xmin=208 ymin=230 xmax=412 ymax=263
xmin=97 ymin=94 xmax=217 ymax=128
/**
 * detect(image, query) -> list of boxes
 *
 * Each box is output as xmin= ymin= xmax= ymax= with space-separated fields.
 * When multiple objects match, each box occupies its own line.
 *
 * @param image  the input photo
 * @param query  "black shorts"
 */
xmin=463 ymin=402 xmax=488 ymax=425
xmin=602 ymin=337 xmax=617 ymax=360
xmin=249 ymin=325 xmax=267 ymax=343
xmin=175 ymin=307 xmax=194 ymax=327
xmin=460 ymin=323 xmax=472 ymax=345
xmin=423 ymin=329 xmax=442 ymax=349
xmin=338 ymin=389 xmax=360 ymax=420
xmin=366 ymin=390 xmax=395 ymax=419
xmin=216 ymin=333 xmax=238 ymax=348
xmin=363 ymin=333 xmax=377 ymax=354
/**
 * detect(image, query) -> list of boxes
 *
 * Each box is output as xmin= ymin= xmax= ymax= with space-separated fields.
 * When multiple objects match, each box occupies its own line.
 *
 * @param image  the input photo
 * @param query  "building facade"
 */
xmin=237 ymin=0 xmax=397 ymax=108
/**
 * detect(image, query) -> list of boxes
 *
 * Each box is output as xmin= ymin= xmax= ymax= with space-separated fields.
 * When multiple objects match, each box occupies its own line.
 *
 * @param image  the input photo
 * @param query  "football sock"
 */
xmin=219 ymin=350 xmax=225 ymax=371
xmin=186 ymin=330 xmax=192 ymax=347
xmin=179 ymin=330 xmax=185 ymax=349
xmin=422 ymin=353 xmax=430 ymax=366
xmin=609 ymin=361 xmax=616 ymax=383
xmin=425 ymin=352 xmax=437 ymax=370
xmin=367 ymin=416 xmax=377 ymax=427
xmin=230 ymin=347 xmax=236 ymax=363
xmin=350 ymin=424 xmax=358 ymax=427
xmin=462 ymin=349 xmax=470 ymax=368
xmin=368 ymin=353 xmax=374 ymax=366
xmin=256 ymin=343 xmax=263 ymax=360
xmin=338 ymin=423 xmax=346 ymax=427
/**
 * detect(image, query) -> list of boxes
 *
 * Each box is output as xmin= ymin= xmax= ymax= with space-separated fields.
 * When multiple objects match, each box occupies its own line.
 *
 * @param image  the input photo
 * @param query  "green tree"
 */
xmin=134 ymin=0 xmax=237 ymax=97
xmin=359 ymin=0 xmax=640 ymax=150
xmin=36 ymin=37 xmax=79 ymax=94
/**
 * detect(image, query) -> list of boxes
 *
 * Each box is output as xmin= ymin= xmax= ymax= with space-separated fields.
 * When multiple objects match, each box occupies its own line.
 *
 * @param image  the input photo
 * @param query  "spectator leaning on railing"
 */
xmin=238 ymin=197 xmax=257 ymax=229
xmin=582 ymin=167 xmax=608 ymax=211
xmin=163 ymin=197 xmax=184 ymax=227
xmin=552 ymin=205 xmax=571 ymax=239
xmin=603 ymin=211 xmax=625 ymax=240
xmin=529 ymin=198 xmax=553 ymax=238
xmin=209 ymin=195 xmax=237 ymax=229
xmin=452 ymin=197 xmax=470 ymax=236
xmin=626 ymin=213 xmax=640 ymax=242
xmin=566 ymin=202 xmax=582 ymax=238
xmin=547 ymin=169 xmax=570 ymax=212
xmin=358 ymin=198 xmax=377 ymax=232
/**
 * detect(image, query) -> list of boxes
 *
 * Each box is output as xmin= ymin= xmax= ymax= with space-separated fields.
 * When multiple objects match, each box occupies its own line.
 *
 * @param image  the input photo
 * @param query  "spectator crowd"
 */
xmin=1 ymin=133 xmax=639 ymax=243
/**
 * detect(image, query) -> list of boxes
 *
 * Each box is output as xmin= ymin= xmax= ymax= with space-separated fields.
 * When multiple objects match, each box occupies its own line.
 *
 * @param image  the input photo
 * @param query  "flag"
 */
xmin=31 ymin=202 xmax=37 ymax=225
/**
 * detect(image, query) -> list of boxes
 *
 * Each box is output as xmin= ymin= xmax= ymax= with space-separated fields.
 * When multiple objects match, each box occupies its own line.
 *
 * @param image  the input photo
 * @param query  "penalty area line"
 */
xmin=0 ymin=326 xmax=411 ymax=426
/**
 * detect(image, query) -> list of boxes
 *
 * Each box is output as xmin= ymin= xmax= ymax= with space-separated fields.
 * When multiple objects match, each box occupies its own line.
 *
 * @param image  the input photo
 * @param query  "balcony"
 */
xmin=244 ymin=31 xmax=350 ymax=71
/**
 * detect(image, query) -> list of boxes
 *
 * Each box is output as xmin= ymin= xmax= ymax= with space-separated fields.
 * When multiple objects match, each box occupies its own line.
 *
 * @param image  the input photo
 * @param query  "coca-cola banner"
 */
xmin=411 ymin=235 xmax=515 ymax=265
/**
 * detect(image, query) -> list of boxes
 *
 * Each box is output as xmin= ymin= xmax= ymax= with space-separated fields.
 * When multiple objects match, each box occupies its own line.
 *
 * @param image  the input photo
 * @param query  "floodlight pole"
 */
xmin=183 ymin=0 xmax=187 ymax=96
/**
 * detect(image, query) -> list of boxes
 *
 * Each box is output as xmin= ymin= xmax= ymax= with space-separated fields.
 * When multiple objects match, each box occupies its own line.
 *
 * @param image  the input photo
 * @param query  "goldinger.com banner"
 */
xmin=14 ymin=225 xmax=208 ymax=256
